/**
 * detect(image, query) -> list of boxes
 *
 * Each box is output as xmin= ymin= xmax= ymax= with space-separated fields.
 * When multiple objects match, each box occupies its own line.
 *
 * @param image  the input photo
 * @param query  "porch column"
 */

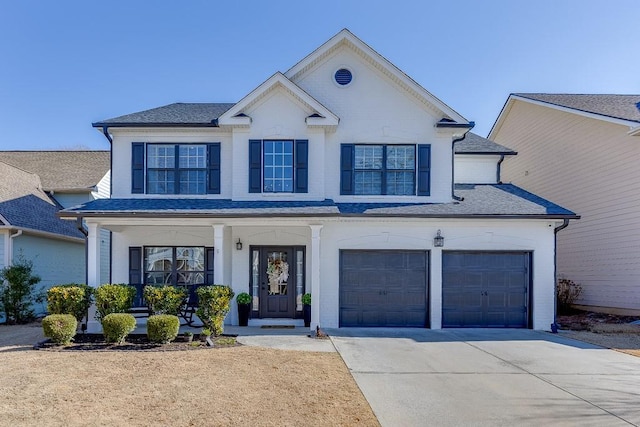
xmin=86 ymin=222 xmax=101 ymax=333
xmin=86 ymin=222 xmax=101 ymax=287
xmin=309 ymin=225 xmax=323 ymax=330
xmin=213 ymin=224 xmax=225 ymax=284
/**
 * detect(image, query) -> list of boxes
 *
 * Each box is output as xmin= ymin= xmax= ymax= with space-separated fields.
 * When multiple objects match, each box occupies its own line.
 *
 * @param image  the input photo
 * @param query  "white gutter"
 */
xmin=628 ymin=126 xmax=640 ymax=136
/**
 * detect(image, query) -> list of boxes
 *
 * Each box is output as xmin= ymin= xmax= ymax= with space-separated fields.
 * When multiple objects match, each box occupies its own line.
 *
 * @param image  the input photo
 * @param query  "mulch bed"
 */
xmin=35 ymin=333 xmax=240 ymax=352
xmin=557 ymin=309 xmax=639 ymax=331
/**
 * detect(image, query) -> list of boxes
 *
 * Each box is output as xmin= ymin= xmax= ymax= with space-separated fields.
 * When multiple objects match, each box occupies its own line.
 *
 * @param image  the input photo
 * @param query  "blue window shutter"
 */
xmin=205 ymin=248 xmax=214 ymax=284
xmin=248 ymin=139 xmax=262 ymax=193
xmin=294 ymin=139 xmax=308 ymax=193
xmin=417 ymin=144 xmax=431 ymax=196
xmin=129 ymin=247 xmax=143 ymax=306
xmin=207 ymin=143 xmax=221 ymax=194
xmin=340 ymin=144 xmax=355 ymax=195
xmin=131 ymin=143 xmax=144 ymax=194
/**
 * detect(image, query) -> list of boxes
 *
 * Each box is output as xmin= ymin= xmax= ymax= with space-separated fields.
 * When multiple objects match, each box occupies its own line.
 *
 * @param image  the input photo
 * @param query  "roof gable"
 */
xmin=285 ymin=29 xmax=469 ymax=126
xmin=490 ymin=94 xmax=640 ymax=139
xmin=217 ymin=73 xmax=339 ymax=128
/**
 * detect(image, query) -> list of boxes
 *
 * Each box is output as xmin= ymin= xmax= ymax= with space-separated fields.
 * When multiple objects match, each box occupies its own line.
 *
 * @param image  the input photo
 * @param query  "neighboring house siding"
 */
xmin=496 ymin=101 xmax=640 ymax=311
xmin=0 ymin=232 xmax=5 ymax=269
xmin=94 ymin=171 xmax=111 ymax=199
xmin=12 ymin=234 xmax=85 ymax=315
xmin=52 ymin=193 xmax=93 ymax=209
xmin=454 ymin=155 xmax=499 ymax=184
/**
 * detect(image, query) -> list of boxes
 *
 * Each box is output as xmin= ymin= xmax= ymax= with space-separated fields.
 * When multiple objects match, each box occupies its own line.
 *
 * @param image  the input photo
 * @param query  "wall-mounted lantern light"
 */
xmin=433 ymin=230 xmax=444 ymax=247
xmin=236 ymin=238 xmax=243 ymax=251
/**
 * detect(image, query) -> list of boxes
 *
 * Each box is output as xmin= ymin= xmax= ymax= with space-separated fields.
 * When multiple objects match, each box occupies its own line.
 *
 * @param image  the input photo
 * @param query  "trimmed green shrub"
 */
xmin=42 ymin=314 xmax=77 ymax=345
xmin=236 ymin=292 xmax=251 ymax=305
xmin=143 ymin=285 xmax=187 ymax=315
xmin=302 ymin=293 xmax=311 ymax=306
xmin=95 ymin=284 xmax=136 ymax=323
xmin=0 ymin=253 xmax=43 ymax=324
xmin=147 ymin=314 xmax=180 ymax=344
xmin=47 ymin=284 xmax=94 ymax=322
xmin=196 ymin=285 xmax=234 ymax=336
xmin=102 ymin=313 xmax=137 ymax=344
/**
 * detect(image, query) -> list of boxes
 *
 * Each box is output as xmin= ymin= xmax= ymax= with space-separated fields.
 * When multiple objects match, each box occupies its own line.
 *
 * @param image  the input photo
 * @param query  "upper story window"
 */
xmin=249 ymin=139 xmax=308 ymax=194
xmin=354 ymin=145 xmax=415 ymax=195
xmin=131 ymin=143 xmax=220 ymax=195
xmin=341 ymin=143 xmax=431 ymax=196
xmin=263 ymin=140 xmax=293 ymax=192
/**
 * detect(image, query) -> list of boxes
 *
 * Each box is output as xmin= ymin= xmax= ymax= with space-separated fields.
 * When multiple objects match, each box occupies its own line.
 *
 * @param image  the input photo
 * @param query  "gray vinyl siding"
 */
xmin=495 ymin=100 xmax=640 ymax=311
xmin=12 ymin=234 xmax=85 ymax=315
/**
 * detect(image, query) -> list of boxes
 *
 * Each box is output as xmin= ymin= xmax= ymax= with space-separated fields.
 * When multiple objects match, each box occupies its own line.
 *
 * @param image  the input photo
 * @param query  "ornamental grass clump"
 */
xmin=95 ymin=284 xmax=136 ymax=324
xmin=147 ymin=314 xmax=180 ymax=344
xmin=42 ymin=314 xmax=77 ymax=345
xmin=143 ymin=285 xmax=187 ymax=315
xmin=47 ymin=284 xmax=94 ymax=322
xmin=196 ymin=285 xmax=234 ymax=336
xmin=102 ymin=313 xmax=137 ymax=344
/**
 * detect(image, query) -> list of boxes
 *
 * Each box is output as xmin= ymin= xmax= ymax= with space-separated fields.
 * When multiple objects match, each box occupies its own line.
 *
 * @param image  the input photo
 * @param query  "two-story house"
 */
xmin=61 ymin=30 xmax=576 ymax=332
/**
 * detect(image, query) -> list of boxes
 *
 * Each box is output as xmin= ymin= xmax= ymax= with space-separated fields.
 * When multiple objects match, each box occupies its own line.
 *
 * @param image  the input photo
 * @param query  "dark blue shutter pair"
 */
xmin=131 ymin=143 xmax=221 ymax=194
xmin=339 ymin=144 xmax=431 ymax=196
xmin=248 ymin=139 xmax=308 ymax=193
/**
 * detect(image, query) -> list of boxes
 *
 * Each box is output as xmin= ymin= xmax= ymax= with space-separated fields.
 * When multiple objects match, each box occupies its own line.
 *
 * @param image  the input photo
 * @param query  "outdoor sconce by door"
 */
xmin=433 ymin=230 xmax=444 ymax=247
xmin=236 ymin=239 xmax=243 ymax=250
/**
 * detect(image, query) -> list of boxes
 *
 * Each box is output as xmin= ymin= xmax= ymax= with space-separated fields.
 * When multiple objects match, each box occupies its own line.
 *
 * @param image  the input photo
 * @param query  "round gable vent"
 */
xmin=334 ymin=68 xmax=353 ymax=86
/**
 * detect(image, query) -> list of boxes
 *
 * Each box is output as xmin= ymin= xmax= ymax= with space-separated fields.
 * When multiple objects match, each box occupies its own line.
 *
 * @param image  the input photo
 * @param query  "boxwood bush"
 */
xmin=47 ymin=284 xmax=94 ymax=322
xmin=196 ymin=285 xmax=234 ymax=336
xmin=95 ymin=284 xmax=136 ymax=323
xmin=42 ymin=314 xmax=77 ymax=345
xmin=147 ymin=314 xmax=180 ymax=344
xmin=143 ymin=285 xmax=186 ymax=315
xmin=102 ymin=313 xmax=137 ymax=344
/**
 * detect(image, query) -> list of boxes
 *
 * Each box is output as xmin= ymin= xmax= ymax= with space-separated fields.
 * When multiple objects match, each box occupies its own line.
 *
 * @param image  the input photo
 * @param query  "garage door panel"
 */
xmin=442 ymin=252 xmax=529 ymax=328
xmin=340 ymin=250 xmax=428 ymax=327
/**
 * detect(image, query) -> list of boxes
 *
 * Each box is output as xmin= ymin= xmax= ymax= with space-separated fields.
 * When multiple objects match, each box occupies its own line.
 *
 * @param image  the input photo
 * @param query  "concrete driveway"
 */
xmin=329 ymin=329 xmax=640 ymax=426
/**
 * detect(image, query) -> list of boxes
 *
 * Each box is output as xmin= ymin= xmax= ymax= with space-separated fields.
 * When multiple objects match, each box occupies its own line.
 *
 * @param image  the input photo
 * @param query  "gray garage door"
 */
xmin=340 ymin=250 xmax=428 ymax=327
xmin=442 ymin=252 xmax=530 ymax=328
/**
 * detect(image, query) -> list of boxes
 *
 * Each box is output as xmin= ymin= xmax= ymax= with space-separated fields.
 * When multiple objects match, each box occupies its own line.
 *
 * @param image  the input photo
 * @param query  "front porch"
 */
xmin=84 ymin=219 xmax=323 ymax=332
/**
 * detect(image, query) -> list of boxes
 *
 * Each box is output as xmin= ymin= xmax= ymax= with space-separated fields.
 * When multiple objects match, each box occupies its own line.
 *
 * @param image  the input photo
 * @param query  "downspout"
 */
xmin=100 ymin=126 xmax=113 ymax=197
xmin=496 ymin=154 xmax=505 ymax=184
xmin=551 ymin=219 xmax=570 ymax=333
xmin=451 ymin=132 xmax=471 ymax=201
xmin=8 ymin=230 xmax=23 ymax=264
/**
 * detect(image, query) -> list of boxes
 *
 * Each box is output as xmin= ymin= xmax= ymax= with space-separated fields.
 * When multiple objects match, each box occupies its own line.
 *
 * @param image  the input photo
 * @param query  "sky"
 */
xmin=0 ymin=0 xmax=638 ymax=151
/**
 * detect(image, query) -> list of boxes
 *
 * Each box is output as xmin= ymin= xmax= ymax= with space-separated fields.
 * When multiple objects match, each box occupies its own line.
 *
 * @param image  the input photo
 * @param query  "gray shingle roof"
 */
xmin=0 ymin=151 xmax=110 ymax=191
xmin=0 ymin=162 xmax=84 ymax=239
xmin=514 ymin=94 xmax=640 ymax=124
xmin=454 ymin=133 xmax=516 ymax=154
xmin=93 ymin=103 xmax=236 ymax=127
xmin=60 ymin=184 xmax=576 ymax=219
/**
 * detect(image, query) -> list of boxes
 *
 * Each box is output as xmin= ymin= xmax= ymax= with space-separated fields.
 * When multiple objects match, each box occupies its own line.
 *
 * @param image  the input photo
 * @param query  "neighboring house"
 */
xmin=61 ymin=30 xmax=576 ymax=332
xmin=0 ymin=151 xmax=111 ymax=315
xmin=489 ymin=94 xmax=640 ymax=315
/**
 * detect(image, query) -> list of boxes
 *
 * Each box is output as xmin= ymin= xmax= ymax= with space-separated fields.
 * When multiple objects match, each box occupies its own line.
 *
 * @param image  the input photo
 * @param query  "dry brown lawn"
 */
xmin=0 ymin=323 xmax=379 ymax=427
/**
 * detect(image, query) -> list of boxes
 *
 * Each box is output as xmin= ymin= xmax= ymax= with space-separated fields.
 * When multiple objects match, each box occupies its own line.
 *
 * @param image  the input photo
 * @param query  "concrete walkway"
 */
xmin=328 ymin=328 xmax=640 ymax=426
xmin=225 ymin=326 xmax=336 ymax=352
